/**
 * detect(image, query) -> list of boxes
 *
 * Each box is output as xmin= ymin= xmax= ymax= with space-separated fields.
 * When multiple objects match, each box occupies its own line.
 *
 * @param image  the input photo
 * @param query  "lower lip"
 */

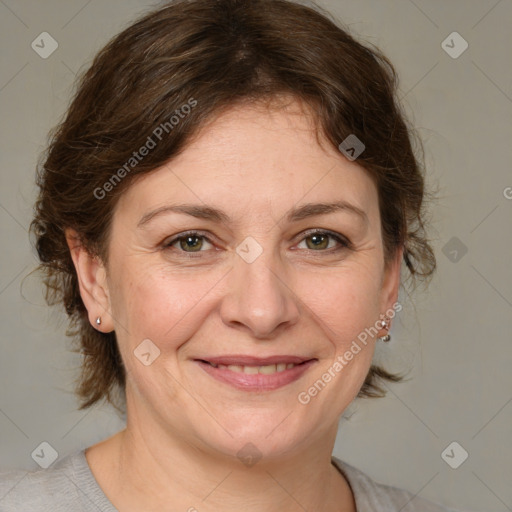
xmin=195 ymin=360 xmax=316 ymax=391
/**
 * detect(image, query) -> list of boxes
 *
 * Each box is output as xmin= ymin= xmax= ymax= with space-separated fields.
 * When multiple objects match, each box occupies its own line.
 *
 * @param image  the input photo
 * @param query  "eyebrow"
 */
xmin=137 ymin=200 xmax=368 ymax=228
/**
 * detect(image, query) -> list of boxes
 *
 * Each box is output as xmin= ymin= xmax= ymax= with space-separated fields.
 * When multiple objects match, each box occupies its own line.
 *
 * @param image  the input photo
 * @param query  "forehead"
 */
xmin=177 ymin=98 xmax=341 ymax=177
xmin=116 ymin=99 xmax=379 ymax=224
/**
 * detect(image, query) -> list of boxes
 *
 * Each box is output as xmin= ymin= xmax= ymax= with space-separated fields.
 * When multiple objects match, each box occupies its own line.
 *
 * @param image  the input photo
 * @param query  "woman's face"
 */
xmin=97 ymin=99 xmax=401 ymax=461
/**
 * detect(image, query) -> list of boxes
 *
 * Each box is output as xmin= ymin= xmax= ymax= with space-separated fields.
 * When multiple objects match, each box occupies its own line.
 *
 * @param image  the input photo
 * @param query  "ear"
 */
xmin=65 ymin=229 xmax=114 ymax=332
xmin=378 ymin=245 xmax=404 ymax=331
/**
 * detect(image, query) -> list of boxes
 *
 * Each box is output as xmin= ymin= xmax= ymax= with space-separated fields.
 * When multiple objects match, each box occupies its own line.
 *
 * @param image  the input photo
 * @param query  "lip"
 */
xmin=199 ymin=355 xmax=312 ymax=366
xmin=194 ymin=355 xmax=317 ymax=391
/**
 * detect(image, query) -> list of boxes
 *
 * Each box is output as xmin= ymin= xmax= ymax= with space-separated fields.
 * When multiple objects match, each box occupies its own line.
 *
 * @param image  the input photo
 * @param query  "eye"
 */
xmin=296 ymin=229 xmax=350 ymax=252
xmin=163 ymin=229 xmax=351 ymax=258
xmin=164 ymin=231 xmax=214 ymax=254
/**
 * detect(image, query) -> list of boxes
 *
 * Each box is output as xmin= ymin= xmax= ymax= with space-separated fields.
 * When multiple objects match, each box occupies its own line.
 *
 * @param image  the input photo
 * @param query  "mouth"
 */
xmin=194 ymin=355 xmax=317 ymax=391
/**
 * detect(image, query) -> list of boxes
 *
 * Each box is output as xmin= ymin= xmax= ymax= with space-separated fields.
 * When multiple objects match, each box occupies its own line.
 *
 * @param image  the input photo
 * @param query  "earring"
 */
xmin=377 ymin=316 xmax=391 ymax=342
xmin=96 ymin=316 xmax=101 ymax=326
xmin=377 ymin=318 xmax=389 ymax=329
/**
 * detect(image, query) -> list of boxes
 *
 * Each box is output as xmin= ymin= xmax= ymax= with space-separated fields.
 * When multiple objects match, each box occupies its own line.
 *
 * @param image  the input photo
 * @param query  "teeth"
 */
xmin=259 ymin=364 xmax=276 ymax=374
xmin=209 ymin=362 xmax=299 ymax=374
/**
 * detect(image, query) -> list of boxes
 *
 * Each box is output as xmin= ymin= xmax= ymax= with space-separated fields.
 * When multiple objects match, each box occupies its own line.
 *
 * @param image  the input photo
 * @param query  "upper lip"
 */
xmin=196 ymin=355 xmax=315 ymax=366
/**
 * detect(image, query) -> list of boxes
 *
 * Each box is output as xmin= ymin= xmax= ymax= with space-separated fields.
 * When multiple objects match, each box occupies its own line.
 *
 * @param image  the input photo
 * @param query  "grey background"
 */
xmin=1 ymin=0 xmax=511 ymax=510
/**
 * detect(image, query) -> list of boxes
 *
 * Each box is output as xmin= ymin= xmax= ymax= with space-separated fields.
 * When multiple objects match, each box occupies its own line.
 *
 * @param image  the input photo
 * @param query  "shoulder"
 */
xmin=332 ymin=457 xmax=465 ymax=512
xmin=0 ymin=449 xmax=116 ymax=512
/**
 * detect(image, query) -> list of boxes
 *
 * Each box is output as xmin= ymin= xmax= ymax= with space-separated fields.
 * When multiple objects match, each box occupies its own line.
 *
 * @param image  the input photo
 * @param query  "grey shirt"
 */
xmin=0 ymin=450 xmax=463 ymax=511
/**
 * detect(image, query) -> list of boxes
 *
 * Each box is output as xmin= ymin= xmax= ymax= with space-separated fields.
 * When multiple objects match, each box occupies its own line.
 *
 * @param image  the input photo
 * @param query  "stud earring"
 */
xmin=96 ymin=316 xmax=101 ymax=326
xmin=377 ymin=319 xmax=389 ymax=329
xmin=377 ymin=316 xmax=391 ymax=342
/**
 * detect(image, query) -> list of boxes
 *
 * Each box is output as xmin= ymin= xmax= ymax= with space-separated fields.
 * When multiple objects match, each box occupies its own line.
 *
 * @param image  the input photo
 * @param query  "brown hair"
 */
xmin=31 ymin=0 xmax=436 ymax=411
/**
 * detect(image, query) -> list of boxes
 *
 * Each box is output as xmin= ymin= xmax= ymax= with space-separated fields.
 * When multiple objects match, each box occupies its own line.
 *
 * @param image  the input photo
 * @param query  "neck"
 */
xmin=86 ymin=412 xmax=355 ymax=512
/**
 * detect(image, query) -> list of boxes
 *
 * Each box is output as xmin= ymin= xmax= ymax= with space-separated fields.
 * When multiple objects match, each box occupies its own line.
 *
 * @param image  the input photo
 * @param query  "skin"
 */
xmin=67 ymin=97 xmax=403 ymax=512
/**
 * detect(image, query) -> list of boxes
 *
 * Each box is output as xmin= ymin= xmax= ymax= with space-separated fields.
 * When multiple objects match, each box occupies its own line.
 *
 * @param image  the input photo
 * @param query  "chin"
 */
xmin=190 ymin=408 xmax=319 ymax=465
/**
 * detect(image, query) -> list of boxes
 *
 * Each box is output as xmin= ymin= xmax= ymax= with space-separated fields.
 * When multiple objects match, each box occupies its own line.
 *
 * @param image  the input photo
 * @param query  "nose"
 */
xmin=219 ymin=251 xmax=300 ymax=339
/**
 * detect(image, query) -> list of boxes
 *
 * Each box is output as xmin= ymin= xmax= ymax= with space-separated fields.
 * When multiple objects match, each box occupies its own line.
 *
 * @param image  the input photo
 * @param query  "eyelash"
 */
xmin=163 ymin=229 xmax=351 ymax=258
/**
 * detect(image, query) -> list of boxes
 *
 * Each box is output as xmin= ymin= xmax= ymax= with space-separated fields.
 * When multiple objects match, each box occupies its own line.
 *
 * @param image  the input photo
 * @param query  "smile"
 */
xmin=195 ymin=356 xmax=317 ymax=391
xmin=208 ymin=362 xmax=298 ymax=374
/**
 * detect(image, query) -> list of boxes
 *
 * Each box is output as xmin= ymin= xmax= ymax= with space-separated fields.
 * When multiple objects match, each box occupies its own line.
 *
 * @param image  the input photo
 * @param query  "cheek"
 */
xmin=110 ymin=266 xmax=222 ymax=402
xmin=293 ymin=270 xmax=381 ymax=415
xmin=298 ymin=265 xmax=383 ymax=349
xmin=111 ymin=262 xmax=223 ymax=350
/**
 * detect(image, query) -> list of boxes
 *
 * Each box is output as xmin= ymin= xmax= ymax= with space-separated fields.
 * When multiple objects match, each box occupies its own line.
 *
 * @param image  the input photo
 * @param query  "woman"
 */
xmin=0 ymin=0 xmax=462 ymax=510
